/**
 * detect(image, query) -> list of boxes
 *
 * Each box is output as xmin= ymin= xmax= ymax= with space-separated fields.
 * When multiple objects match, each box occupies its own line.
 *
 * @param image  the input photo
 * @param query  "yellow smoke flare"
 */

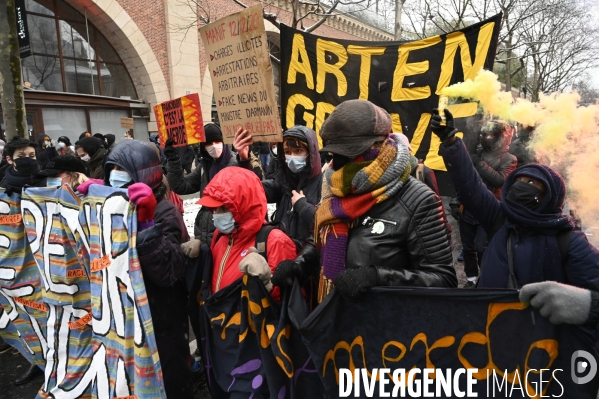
xmin=442 ymin=70 xmax=599 ymax=240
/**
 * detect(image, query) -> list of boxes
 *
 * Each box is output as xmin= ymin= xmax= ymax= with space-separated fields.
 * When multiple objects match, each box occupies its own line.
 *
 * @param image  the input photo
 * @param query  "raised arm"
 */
xmin=432 ymin=109 xmax=503 ymax=233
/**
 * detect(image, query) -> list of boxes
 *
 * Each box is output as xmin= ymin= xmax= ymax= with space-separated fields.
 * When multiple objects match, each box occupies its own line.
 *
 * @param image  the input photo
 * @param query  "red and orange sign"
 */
xmin=154 ymin=93 xmax=205 ymax=148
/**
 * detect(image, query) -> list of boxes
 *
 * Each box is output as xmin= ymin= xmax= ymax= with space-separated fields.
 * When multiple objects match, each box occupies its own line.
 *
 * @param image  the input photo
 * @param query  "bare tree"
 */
xmin=572 ymin=78 xmax=599 ymax=105
xmin=0 ymin=0 xmax=27 ymax=140
xmin=518 ymin=0 xmax=599 ymax=101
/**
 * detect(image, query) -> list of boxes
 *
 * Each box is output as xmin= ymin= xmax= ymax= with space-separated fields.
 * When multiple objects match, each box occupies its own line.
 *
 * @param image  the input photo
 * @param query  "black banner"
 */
xmin=280 ymin=15 xmax=502 ymax=196
xmin=15 ymin=0 xmax=31 ymax=58
xmin=201 ymin=277 xmax=599 ymax=398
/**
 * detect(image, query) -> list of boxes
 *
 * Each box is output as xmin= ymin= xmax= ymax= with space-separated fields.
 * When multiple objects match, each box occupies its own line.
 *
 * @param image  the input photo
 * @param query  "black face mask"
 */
xmin=481 ymin=136 xmax=497 ymax=151
xmin=332 ymin=154 xmax=351 ymax=171
xmin=13 ymin=157 xmax=40 ymax=176
xmin=506 ymin=180 xmax=543 ymax=210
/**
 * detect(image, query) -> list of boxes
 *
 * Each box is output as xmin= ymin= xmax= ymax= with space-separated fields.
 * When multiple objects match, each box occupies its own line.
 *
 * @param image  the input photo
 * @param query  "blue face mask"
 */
xmin=212 ymin=211 xmax=235 ymax=234
xmin=46 ymin=177 xmax=62 ymax=187
xmin=109 ymin=169 xmax=132 ymax=188
xmin=285 ymin=155 xmax=307 ymax=173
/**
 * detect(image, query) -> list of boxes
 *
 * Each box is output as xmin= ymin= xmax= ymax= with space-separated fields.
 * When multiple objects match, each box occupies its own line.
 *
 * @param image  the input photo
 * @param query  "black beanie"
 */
xmin=204 ymin=124 xmax=223 ymax=144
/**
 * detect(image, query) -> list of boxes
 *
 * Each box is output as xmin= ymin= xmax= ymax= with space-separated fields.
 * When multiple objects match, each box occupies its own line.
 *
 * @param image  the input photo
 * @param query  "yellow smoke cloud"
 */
xmin=442 ymin=70 xmax=599 ymax=240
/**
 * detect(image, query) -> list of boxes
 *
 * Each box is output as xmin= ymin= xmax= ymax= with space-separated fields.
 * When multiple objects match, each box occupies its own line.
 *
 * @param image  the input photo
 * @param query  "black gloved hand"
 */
xmin=430 ymin=108 xmax=458 ymax=143
xmin=333 ymin=266 xmax=377 ymax=299
xmin=470 ymin=153 xmax=481 ymax=165
xmin=272 ymin=260 xmax=302 ymax=287
xmin=163 ymin=139 xmax=178 ymax=159
xmin=272 ymin=242 xmax=321 ymax=287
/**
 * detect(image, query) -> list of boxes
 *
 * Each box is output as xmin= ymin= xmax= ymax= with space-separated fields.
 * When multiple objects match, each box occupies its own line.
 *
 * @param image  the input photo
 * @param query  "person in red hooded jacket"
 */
xmin=197 ymin=166 xmax=297 ymax=298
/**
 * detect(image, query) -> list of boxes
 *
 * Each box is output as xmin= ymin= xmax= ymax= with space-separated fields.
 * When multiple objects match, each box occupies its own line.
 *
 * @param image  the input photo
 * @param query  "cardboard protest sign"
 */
xmin=154 ymin=93 xmax=205 ymax=148
xmin=0 ymin=185 xmax=165 ymax=399
xmin=120 ymin=117 xmax=134 ymax=130
xmin=200 ymin=4 xmax=282 ymax=143
xmin=280 ymin=14 xmax=502 ymax=195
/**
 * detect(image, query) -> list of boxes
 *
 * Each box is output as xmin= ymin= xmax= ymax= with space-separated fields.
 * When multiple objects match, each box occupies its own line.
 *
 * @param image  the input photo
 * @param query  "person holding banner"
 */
xmin=38 ymin=155 xmax=89 ymax=192
xmin=308 ymin=100 xmax=457 ymax=301
xmin=101 ymin=140 xmax=194 ymax=399
xmin=197 ymin=166 xmax=297 ymax=298
xmin=432 ymin=109 xmax=599 ymax=291
xmin=234 ymin=125 xmax=322 ymax=244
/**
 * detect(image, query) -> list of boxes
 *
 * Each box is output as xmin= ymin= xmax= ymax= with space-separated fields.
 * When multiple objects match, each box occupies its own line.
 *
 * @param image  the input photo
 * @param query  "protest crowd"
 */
xmin=2 ymin=5 xmax=599 ymax=398
xmin=2 ymin=96 xmax=599 ymax=398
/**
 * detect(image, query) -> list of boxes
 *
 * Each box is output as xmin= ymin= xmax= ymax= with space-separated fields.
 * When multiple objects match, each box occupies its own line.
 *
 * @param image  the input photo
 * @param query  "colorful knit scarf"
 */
xmin=315 ymin=135 xmax=411 ymax=281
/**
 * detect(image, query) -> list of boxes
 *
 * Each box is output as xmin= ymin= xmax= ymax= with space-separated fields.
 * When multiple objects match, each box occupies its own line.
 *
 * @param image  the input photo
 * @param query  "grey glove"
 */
xmin=238 ymin=247 xmax=272 ymax=291
xmin=519 ymin=281 xmax=591 ymax=325
xmin=181 ymin=238 xmax=202 ymax=258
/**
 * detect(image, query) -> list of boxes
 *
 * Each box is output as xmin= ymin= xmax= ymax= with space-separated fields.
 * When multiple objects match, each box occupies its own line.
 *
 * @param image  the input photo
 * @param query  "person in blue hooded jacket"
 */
xmin=431 ymin=108 xmax=599 ymax=291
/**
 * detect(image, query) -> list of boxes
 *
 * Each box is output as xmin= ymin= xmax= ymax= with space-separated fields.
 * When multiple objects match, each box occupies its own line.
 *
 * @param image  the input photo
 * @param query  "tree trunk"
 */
xmin=292 ymin=0 xmax=300 ymax=29
xmin=394 ymin=0 xmax=405 ymax=40
xmin=0 ymin=0 xmax=27 ymax=140
xmin=531 ymin=60 xmax=540 ymax=102
xmin=505 ymin=33 xmax=513 ymax=92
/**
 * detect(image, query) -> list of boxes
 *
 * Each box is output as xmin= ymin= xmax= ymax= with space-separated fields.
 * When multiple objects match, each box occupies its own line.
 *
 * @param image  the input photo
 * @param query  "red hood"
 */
xmin=202 ymin=166 xmax=266 ymax=237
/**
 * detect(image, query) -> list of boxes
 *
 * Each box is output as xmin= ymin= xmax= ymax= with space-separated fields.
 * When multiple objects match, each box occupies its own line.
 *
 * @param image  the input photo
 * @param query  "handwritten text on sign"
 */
xmin=200 ymin=4 xmax=282 ymax=143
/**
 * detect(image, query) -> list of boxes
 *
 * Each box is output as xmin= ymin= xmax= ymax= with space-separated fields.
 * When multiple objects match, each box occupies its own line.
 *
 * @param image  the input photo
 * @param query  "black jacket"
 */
xmin=346 ymin=177 xmax=457 ymax=288
xmin=239 ymin=126 xmax=322 ymax=243
xmin=166 ymin=145 xmax=237 ymax=243
xmin=136 ymin=199 xmax=192 ymax=398
xmin=265 ymin=147 xmax=279 ymax=180
xmin=37 ymin=135 xmax=58 ymax=169
xmin=137 ymin=200 xmax=190 ymax=329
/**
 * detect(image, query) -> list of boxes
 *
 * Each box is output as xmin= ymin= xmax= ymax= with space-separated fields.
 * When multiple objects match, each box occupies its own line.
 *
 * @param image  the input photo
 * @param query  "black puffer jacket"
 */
xmin=239 ymin=126 xmax=322 ymax=243
xmin=346 ymin=177 xmax=457 ymax=287
xmin=166 ymin=144 xmax=236 ymax=243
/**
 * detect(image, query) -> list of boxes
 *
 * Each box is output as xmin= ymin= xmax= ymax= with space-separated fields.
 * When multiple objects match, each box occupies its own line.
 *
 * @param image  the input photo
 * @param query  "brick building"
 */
xmin=2 ymin=0 xmax=392 ymax=144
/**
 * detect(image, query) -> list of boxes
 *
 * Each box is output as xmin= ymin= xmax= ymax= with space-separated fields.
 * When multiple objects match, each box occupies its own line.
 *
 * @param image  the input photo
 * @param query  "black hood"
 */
xmin=103 ymin=140 xmax=163 ymax=189
xmin=76 ymin=137 xmax=104 ymax=157
xmin=105 ymin=134 xmax=116 ymax=147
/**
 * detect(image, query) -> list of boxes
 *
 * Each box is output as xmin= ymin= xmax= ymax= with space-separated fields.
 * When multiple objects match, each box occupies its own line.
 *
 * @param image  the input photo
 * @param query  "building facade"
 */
xmin=0 ymin=0 xmax=392 ymax=145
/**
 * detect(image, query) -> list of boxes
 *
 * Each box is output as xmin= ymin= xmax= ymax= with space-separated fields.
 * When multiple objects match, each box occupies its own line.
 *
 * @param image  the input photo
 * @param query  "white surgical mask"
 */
xmin=57 ymin=142 xmax=65 ymax=149
xmin=212 ymin=211 xmax=235 ymax=234
xmin=206 ymin=143 xmax=223 ymax=159
xmin=109 ymin=169 xmax=132 ymax=188
xmin=44 ymin=140 xmax=51 ymax=147
xmin=46 ymin=177 xmax=62 ymax=187
xmin=80 ymin=154 xmax=91 ymax=163
xmin=285 ymin=155 xmax=307 ymax=173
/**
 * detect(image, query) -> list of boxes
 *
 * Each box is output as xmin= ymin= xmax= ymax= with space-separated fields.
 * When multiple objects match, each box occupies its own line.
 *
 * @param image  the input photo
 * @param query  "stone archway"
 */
xmin=66 ymin=0 xmax=170 ymax=131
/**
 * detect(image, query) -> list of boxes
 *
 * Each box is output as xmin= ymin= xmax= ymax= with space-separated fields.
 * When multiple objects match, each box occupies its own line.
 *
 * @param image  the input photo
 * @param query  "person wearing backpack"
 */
xmin=432 ymin=108 xmax=599 ymax=290
xmin=197 ymin=166 xmax=297 ymax=299
xmin=234 ymin=125 xmax=322 ymax=243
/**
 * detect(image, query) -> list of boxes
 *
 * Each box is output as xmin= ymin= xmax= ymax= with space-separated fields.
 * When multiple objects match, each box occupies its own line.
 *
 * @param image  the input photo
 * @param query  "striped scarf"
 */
xmin=315 ymin=135 xmax=411 ymax=282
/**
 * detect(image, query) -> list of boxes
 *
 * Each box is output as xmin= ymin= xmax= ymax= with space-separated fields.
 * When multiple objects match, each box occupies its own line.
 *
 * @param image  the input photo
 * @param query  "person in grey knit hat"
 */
xmin=273 ymin=99 xmax=457 ymax=300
